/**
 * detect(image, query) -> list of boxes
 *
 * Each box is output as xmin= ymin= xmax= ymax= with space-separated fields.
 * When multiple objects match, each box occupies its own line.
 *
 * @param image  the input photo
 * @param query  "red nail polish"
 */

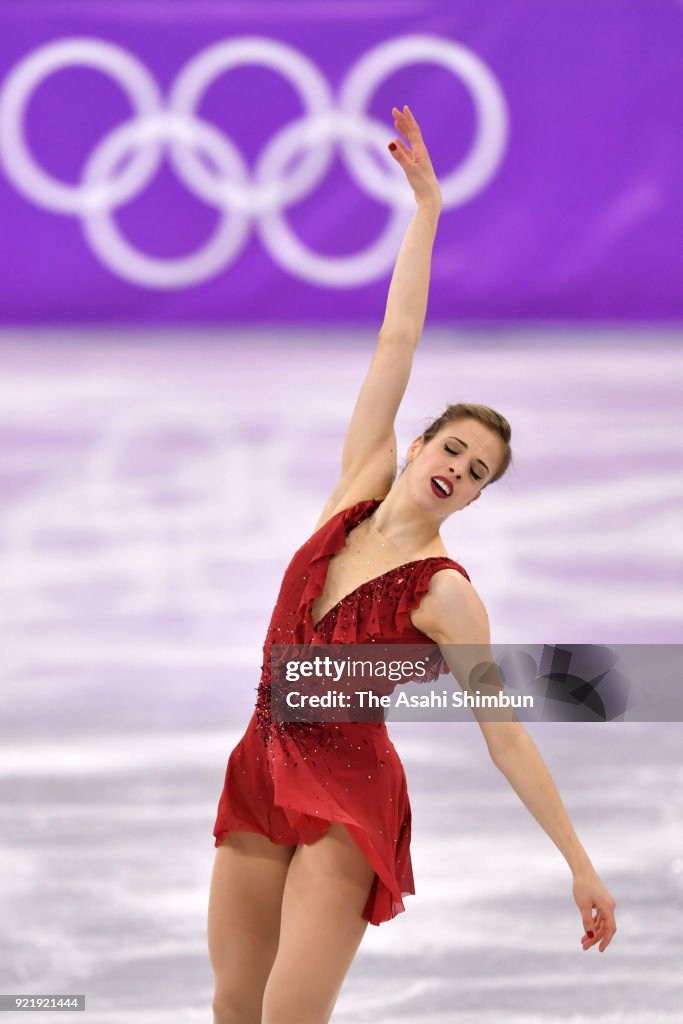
xmin=587 ymin=930 xmax=594 ymax=938
xmin=388 ymin=143 xmax=397 ymax=151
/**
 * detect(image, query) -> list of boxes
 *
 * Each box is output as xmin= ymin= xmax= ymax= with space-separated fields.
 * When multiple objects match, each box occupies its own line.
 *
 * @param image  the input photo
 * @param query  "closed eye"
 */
xmin=444 ymin=443 xmax=483 ymax=481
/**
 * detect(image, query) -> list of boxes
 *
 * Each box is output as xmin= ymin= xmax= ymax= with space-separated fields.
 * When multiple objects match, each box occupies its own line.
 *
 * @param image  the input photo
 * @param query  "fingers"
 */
xmin=596 ymin=896 xmax=617 ymax=952
xmin=580 ymin=910 xmax=598 ymax=949
xmin=580 ymin=904 xmax=617 ymax=952
xmin=391 ymin=104 xmax=423 ymax=144
xmin=597 ymin=909 xmax=617 ymax=952
xmin=387 ymin=137 xmax=411 ymax=162
xmin=579 ymin=905 xmax=594 ymax=937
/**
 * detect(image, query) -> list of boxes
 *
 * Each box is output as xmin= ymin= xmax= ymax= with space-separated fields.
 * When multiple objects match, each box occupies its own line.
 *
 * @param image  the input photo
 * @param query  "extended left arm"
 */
xmin=412 ymin=569 xmax=619 ymax=952
xmin=491 ymin=734 xmax=618 ymax=952
xmin=491 ymin=732 xmax=593 ymax=875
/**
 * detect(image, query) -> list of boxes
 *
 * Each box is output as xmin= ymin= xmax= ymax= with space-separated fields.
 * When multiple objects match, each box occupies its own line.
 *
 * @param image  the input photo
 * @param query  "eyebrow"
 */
xmin=447 ymin=436 xmax=490 ymax=475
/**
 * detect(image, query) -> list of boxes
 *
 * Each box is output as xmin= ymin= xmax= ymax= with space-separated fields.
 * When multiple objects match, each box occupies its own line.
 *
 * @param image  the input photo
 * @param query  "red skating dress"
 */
xmin=213 ymin=498 xmax=471 ymax=925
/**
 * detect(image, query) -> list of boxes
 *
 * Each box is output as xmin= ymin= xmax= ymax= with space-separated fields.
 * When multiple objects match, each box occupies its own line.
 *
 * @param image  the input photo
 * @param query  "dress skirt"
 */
xmin=213 ymin=709 xmax=415 ymax=926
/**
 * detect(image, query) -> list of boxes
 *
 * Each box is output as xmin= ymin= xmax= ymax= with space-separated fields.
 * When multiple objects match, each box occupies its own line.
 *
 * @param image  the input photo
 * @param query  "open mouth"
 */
xmin=430 ymin=476 xmax=453 ymax=498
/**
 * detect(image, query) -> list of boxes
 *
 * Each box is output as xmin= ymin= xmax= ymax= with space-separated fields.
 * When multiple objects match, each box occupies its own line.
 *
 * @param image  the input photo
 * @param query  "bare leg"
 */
xmin=208 ymin=830 xmax=296 ymax=1024
xmin=262 ymin=822 xmax=377 ymax=1024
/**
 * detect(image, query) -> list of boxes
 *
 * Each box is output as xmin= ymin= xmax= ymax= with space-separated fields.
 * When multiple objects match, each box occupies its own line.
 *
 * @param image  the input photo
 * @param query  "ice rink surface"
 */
xmin=1 ymin=328 xmax=682 ymax=1022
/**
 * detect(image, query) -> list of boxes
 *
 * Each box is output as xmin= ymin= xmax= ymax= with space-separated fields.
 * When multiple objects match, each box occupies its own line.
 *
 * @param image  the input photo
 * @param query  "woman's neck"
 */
xmin=370 ymin=483 xmax=445 ymax=557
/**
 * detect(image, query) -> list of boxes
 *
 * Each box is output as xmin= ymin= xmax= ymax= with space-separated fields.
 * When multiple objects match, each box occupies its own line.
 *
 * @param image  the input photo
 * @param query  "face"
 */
xmin=404 ymin=419 xmax=506 ymax=516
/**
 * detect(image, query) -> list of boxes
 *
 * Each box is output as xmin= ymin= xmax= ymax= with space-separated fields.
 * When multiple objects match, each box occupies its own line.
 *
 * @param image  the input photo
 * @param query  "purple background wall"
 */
xmin=1 ymin=0 xmax=682 ymax=323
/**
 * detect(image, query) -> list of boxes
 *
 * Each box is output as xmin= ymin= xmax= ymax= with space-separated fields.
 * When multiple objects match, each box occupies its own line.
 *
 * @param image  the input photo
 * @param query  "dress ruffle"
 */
xmin=395 ymin=556 xmax=471 ymax=634
xmin=292 ymin=500 xmax=371 ymax=643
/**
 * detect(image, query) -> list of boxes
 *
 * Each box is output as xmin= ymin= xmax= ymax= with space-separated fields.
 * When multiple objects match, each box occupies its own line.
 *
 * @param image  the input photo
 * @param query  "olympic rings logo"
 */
xmin=0 ymin=35 xmax=509 ymax=290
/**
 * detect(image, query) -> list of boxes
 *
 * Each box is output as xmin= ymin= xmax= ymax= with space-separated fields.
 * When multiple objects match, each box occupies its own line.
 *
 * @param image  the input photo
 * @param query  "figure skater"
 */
xmin=208 ymin=105 xmax=617 ymax=1024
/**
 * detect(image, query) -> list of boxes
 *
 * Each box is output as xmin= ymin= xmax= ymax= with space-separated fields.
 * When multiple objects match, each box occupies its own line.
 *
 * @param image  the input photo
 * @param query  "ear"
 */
xmin=406 ymin=435 xmax=424 ymax=463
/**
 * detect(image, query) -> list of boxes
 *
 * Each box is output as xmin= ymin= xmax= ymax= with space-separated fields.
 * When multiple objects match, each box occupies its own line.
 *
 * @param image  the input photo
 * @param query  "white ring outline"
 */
xmin=81 ymin=113 xmax=251 ymax=288
xmin=339 ymin=34 xmax=508 ymax=206
xmin=0 ymin=34 xmax=510 ymax=288
xmin=168 ymin=37 xmax=336 ymax=216
xmin=257 ymin=112 xmax=413 ymax=287
xmin=0 ymin=38 xmax=163 ymax=214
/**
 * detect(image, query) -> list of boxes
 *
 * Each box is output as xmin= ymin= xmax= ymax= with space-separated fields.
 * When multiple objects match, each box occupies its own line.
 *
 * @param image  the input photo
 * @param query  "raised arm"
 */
xmin=314 ymin=106 xmax=443 ymax=530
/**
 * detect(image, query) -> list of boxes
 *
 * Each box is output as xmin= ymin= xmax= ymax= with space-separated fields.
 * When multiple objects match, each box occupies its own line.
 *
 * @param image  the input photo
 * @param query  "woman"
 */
xmin=209 ymin=105 xmax=617 ymax=1024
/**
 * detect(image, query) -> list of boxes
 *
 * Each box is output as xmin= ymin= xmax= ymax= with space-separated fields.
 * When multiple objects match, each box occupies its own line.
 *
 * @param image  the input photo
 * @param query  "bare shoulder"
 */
xmin=411 ymin=566 xmax=527 ymax=756
xmin=410 ymin=565 xmax=490 ymax=643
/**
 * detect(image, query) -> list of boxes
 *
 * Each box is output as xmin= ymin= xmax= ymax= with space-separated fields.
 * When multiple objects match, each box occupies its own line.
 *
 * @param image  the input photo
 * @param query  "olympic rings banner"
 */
xmin=0 ymin=2 xmax=681 ymax=323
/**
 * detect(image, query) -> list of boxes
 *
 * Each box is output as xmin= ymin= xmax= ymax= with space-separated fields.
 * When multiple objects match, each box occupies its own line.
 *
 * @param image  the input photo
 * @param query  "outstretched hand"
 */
xmin=388 ymin=105 xmax=442 ymax=210
xmin=573 ymin=869 xmax=618 ymax=953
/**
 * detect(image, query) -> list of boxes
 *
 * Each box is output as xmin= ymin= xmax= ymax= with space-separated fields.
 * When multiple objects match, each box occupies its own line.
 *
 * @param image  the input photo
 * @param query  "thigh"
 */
xmin=209 ymin=830 xmax=296 ymax=1022
xmin=262 ymin=822 xmax=377 ymax=1024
